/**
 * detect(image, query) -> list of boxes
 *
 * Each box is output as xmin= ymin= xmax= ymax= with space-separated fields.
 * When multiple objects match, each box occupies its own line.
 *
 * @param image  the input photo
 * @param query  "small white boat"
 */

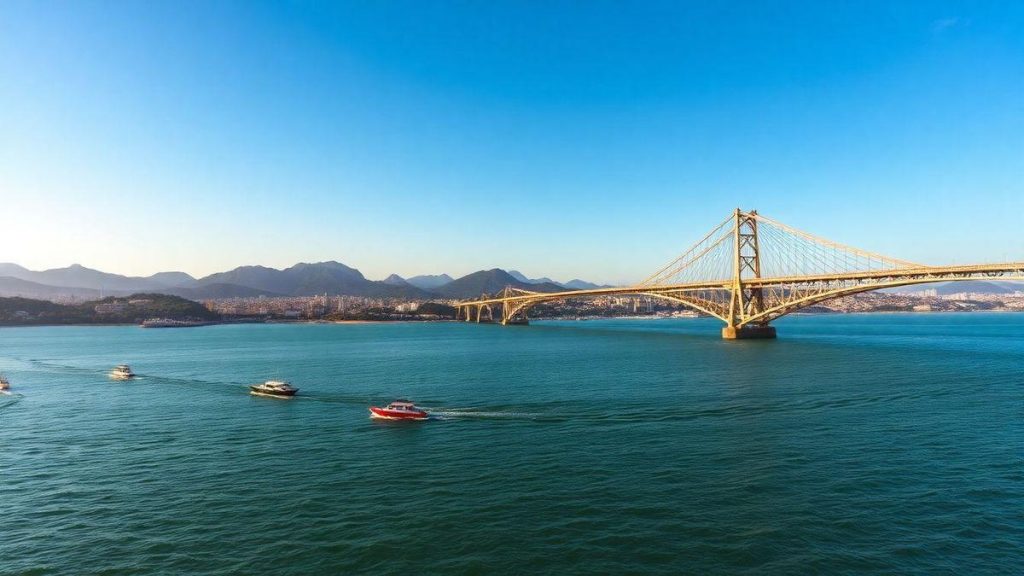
xmin=109 ymin=365 xmax=135 ymax=380
xmin=0 ymin=374 xmax=9 ymax=391
xmin=250 ymin=380 xmax=298 ymax=398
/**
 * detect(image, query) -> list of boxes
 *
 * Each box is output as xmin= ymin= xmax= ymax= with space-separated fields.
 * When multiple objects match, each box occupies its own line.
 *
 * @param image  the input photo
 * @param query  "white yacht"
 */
xmin=109 ymin=365 xmax=135 ymax=380
xmin=249 ymin=380 xmax=298 ymax=398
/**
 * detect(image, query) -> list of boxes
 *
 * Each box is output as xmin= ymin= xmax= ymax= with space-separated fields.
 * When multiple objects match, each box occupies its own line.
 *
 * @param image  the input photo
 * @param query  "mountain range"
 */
xmin=0 ymin=262 xmax=607 ymax=301
xmin=4 ymin=260 xmax=1019 ymax=303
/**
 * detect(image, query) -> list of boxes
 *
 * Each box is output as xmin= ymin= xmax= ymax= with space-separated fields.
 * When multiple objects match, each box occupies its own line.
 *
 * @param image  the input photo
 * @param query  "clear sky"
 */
xmin=1 ymin=1 xmax=1022 ymax=283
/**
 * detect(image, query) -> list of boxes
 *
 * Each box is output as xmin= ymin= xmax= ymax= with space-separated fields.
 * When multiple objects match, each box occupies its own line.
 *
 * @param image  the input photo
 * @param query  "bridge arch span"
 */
xmin=740 ymin=275 xmax=1024 ymax=327
xmin=497 ymin=289 xmax=732 ymax=325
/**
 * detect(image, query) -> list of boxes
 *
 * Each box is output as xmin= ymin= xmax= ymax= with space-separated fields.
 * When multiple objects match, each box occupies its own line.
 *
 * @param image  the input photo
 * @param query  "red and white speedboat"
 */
xmin=369 ymin=400 xmax=429 ymax=421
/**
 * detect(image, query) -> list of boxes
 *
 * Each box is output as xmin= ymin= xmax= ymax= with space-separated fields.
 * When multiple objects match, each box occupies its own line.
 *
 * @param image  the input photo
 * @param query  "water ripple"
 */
xmin=1 ymin=317 xmax=1022 ymax=574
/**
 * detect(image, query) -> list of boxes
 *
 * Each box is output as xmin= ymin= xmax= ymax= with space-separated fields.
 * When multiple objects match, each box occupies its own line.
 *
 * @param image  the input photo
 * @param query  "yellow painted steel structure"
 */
xmin=455 ymin=209 xmax=1024 ymax=338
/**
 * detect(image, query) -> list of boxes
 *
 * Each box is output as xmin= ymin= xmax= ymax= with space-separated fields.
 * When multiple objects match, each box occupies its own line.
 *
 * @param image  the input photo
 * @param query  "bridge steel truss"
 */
xmin=455 ymin=209 xmax=1024 ymax=339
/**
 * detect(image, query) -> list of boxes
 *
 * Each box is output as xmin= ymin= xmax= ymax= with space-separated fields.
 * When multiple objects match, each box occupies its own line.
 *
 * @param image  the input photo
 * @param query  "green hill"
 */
xmin=415 ymin=302 xmax=457 ymax=318
xmin=0 ymin=293 xmax=220 ymax=326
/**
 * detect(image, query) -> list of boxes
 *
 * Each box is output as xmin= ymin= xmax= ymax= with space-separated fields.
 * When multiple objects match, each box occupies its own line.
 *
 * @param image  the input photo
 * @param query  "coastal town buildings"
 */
xmin=200 ymin=291 xmax=1024 ymax=321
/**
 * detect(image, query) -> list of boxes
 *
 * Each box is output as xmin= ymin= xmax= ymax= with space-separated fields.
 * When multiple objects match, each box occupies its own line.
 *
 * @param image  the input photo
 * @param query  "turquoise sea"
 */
xmin=1 ymin=314 xmax=1022 ymax=575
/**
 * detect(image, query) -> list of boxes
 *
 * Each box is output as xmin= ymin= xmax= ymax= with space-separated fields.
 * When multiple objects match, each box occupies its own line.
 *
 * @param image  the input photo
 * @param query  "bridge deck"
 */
xmin=458 ymin=263 xmax=1024 ymax=307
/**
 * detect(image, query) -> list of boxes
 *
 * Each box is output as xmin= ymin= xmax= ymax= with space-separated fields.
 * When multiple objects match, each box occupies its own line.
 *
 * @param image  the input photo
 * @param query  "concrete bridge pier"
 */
xmin=722 ymin=325 xmax=777 ymax=339
xmin=500 ymin=303 xmax=530 ymax=325
xmin=502 ymin=317 xmax=529 ymax=326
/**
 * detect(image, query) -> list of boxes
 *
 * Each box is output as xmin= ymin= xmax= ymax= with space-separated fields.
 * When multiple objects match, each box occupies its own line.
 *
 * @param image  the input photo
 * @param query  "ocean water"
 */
xmin=1 ymin=314 xmax=1022 ymax=575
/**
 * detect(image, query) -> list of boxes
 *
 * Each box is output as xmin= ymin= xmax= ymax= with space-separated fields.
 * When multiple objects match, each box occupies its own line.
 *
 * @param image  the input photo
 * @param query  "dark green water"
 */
xmin=1 ymin=314 xmax=1022 ymax=575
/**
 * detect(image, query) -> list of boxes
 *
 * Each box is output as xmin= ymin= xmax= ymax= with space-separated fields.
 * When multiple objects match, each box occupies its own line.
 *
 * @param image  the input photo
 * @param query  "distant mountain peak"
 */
xmin=148 ymin=271 xmax=198 ymax=288
xmin=383 ymin=274 xmax=409 ymax=286
xmin=507 ymin=270 xmax=530 ymax=283
xmin=507 ymin=270 xmax=564 ymax=287
xmin=292 ymin=260 xmax=351 ymax=269
xmin=0 ymin=263 xmax=30 ymax=276
xmin=405 ymin=273 xmax=454 ymax=290
xmin=563 ymin=278 xmax=609 ymax=290
xmin=432 ymin=268 xmax=565 ymax=299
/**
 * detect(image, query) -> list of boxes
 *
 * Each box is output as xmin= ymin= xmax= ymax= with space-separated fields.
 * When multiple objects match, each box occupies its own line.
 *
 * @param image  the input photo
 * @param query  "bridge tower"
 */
xmin=723 ymin=209 xmax=777 ymax=339
xmin=500 ymin=286 xmax=530 ymax=325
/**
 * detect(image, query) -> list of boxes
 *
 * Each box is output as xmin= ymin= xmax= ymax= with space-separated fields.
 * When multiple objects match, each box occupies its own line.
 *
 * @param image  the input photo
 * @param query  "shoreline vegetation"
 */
xmin=0 ymin=294 xmax=464 ymax=327
xmin=0 ymin=294 xmax=218 ymax=327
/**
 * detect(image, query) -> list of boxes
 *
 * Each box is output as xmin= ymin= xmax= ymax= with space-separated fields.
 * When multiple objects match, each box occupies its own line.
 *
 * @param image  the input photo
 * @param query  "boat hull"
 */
xmin=249 ymin=386 xmax=297 ymax=398
xmin=369 ymin=406 xmax=428 ymax=420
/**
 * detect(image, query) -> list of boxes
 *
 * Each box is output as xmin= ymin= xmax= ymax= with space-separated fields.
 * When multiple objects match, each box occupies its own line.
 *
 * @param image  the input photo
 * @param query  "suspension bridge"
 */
xmin=454 ymin=209 xmax=1024 ymax=338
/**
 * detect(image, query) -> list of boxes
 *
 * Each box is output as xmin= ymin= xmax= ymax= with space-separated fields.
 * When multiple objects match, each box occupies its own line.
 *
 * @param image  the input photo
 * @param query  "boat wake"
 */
xmin=0 ymin=391 xmax=24 ymax=410
xmin=427 ymin=408 xmax=541 ymax=420
xmin=27 ymin=358 xmax=102 ymax=375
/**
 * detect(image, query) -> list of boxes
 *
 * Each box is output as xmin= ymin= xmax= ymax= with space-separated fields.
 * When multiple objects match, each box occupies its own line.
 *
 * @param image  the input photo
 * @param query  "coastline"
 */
xmin=1 ymin=309 xmax=1020 ymax=329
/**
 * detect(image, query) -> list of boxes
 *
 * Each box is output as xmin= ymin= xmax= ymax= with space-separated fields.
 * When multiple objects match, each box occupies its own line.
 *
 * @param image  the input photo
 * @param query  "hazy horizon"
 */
xmin=3 ymin=2 xmax=1022 ymax=282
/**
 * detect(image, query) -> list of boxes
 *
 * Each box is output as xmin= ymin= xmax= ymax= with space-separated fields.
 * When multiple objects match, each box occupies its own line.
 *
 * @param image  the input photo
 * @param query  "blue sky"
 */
xmin=1 ymin=1 xmax=1022 ymax=283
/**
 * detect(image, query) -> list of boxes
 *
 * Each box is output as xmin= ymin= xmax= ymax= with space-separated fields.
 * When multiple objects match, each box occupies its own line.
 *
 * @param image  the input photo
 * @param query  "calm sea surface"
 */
xmin=1 ymin=314 xmax=1022 ymax=575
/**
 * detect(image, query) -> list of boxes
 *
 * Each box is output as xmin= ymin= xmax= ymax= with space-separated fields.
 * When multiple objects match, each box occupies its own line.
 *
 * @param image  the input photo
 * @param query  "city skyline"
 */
xmin=3 ymin=2 xmax=1023 ymax=283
